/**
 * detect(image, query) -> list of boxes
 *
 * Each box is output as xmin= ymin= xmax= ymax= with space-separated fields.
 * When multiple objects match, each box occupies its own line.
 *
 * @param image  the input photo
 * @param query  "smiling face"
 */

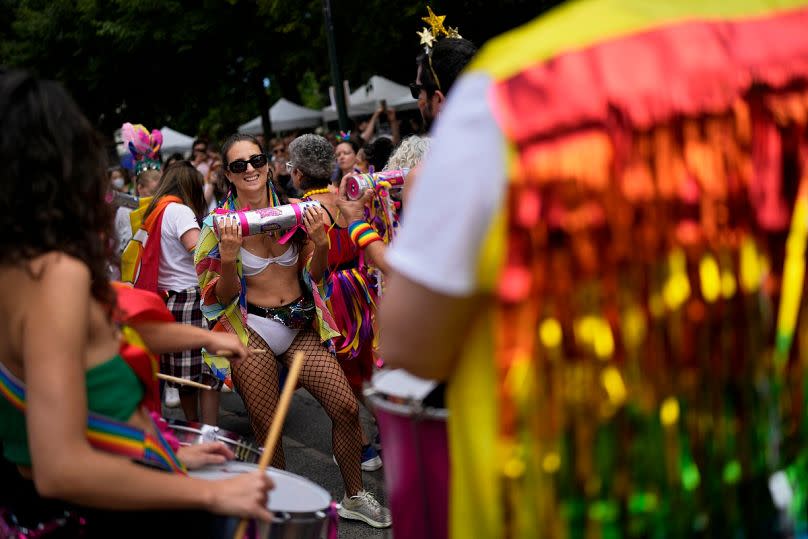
xmin=224 ymin=140 xmax=269 ymax=199
xmin=335 ymin=142 xmax=357 ymax=174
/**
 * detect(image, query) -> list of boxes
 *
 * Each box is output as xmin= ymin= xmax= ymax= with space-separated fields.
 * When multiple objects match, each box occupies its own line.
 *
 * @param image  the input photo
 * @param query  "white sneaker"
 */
xmin=361 ymin=444 xmax=383 ymax=472
xmin=338 ymin=490 xmax=392 ymax=528
xmin=331 ymin=446 xmax=383 ymax=472
xmin=164 ymin=386 xmax=180 ymax=408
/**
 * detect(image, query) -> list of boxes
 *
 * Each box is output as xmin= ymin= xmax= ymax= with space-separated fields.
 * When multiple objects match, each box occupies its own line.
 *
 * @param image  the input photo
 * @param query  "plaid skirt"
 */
xmin=160 ymin=286 xmax=207 ymax=385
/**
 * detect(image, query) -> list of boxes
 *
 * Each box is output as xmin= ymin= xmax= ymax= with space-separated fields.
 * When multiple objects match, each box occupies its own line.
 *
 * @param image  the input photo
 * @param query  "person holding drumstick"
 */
xmin=125 ymin=160 xmax=222 ymax=425
xmin=195 ymin=133 xmax=391 ymax=528
xmin=0 ymin=70 xmax=273 ymax=537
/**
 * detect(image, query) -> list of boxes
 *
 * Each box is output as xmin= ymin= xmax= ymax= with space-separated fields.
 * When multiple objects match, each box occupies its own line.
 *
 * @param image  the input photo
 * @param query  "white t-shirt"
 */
xmin=158 ymin=202 xmax=201 ymax=292
xmin=115 ymin=206 xmax=133 ymax=255
xmin=386 ymin=73 xmax=507 ymax=296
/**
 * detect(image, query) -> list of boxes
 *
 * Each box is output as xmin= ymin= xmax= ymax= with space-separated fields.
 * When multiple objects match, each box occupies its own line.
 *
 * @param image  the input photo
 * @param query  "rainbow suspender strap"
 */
xmin=0 ymin=361 xmax=186 ymax=475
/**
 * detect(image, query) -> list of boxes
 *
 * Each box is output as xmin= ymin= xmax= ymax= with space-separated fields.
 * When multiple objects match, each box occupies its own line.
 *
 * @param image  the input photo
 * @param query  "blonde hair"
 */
xmin=384 ymin=135 xmax=431 ymax=171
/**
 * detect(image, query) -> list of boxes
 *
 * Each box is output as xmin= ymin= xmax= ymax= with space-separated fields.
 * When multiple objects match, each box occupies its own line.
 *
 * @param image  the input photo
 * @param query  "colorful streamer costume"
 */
xmin=309 ymin=176 xmax=400 ymax=391
xmin=439 ymin=1 xmax=808 ymax=537
xmin=317 ymin=207 xmax=378 ymax=392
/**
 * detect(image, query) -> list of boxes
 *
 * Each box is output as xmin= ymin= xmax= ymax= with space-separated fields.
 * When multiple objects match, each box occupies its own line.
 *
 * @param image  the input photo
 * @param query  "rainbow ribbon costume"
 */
xmin=448 ymin=1 xmax=808 ymax=537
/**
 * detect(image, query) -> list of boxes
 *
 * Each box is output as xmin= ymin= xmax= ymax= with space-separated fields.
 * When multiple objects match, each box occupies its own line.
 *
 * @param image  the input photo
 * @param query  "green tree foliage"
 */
xmin=0 ymin=0 xmax=562 ymax=142
xmin=297 ymin=70 xmax=324 ymax=110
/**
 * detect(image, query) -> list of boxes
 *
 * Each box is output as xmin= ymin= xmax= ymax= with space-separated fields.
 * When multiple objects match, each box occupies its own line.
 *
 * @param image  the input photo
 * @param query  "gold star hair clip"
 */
xmin=422 ymin=6 xmax=448 ymax=38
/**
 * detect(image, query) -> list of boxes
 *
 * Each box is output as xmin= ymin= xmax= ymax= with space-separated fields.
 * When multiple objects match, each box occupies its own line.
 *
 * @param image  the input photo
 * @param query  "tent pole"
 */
xmin=322 ymin=0 xmax=349 ymax=132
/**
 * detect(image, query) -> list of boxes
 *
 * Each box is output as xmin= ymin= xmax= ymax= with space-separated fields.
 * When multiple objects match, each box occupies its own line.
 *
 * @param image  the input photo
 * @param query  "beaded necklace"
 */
xmin=303 ymin=187 xmax=330 ymax=198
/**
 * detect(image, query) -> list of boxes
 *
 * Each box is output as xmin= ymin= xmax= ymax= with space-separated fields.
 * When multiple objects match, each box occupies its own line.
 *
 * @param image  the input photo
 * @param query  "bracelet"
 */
xmin=348 ymin=220 xmax=382 ymax=249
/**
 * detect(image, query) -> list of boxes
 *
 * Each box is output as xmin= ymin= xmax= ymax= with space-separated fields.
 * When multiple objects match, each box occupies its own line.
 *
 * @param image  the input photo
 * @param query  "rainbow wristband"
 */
xmin=348 ymin=220 xmax=382 ymax=249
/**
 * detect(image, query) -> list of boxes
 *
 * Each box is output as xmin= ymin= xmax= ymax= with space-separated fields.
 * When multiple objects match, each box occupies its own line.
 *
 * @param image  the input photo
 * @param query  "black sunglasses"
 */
xmin=227 ymin=153 xmax=268 ymax=173
xmin=409 ymin=82 xmax=424 ymax=100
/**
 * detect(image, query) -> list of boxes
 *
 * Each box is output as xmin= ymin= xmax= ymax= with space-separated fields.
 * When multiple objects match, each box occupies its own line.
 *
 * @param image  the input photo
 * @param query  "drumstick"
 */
xmin=157 ymin=373 xmax=212 ymax=390
xmin=232 ymin=350 xmax=305 ymax=539
xmin=214 ymin=348 xmax=267 ymax=357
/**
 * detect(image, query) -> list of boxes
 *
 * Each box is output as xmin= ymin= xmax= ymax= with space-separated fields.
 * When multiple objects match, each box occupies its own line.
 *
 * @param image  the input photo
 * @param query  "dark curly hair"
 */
xmin=0 ymin=70 xmax=114 ymax=309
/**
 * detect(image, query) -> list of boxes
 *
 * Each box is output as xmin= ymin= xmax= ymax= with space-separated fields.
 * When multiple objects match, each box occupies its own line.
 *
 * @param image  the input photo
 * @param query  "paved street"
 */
xmin=166 ymin=389 xmax=394 ymax=539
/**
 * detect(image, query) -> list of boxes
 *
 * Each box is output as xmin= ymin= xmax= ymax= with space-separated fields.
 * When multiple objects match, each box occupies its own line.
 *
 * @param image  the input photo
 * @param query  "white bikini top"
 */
xmin=240 ymin=245 xmax=299 ymax=276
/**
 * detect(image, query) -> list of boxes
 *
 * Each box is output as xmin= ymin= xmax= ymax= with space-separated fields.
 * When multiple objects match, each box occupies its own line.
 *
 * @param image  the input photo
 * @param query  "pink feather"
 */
xmin=121 ymin=123 xmax=136 ymax=146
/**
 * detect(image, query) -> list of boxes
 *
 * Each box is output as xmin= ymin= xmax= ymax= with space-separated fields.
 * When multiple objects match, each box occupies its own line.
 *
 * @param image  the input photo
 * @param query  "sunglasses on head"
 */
xmin=409 ymin=82 xmax=424 ymax=100
xmin=227 ymin=153 xmax=268 ymax=173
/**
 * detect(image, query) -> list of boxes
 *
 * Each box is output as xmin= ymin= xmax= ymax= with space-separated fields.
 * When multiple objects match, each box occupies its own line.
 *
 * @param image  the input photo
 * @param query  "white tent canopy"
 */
xmin=322 ymin=75 xmax=418 ymax=122
xmin=238 ymin=98 xmax=323 ymax=135
xmin=160 ymin=126 xmax=195 ymax=157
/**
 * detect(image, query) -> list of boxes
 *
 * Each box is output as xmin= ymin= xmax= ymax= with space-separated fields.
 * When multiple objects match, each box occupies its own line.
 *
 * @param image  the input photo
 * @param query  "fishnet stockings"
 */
xmin=232 ymin=326 xmax=363 ymax=495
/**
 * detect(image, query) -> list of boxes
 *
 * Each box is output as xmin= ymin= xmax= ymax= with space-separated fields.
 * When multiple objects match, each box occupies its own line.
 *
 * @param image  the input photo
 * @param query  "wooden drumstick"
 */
xmin=156 ymin=373 xmax=212 ymax=390
xmin=232 ymin=350 xmax=305 ymax=539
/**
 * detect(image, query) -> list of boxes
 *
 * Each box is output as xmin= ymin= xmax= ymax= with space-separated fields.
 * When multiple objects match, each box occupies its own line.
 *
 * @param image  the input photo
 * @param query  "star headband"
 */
xmin=337 ymin=131 xmax=352 ymax=142
xmin=417 ymin=6 xmax=462 ymax=53
xmin=416 ymin=7 xmax=463 ymax=94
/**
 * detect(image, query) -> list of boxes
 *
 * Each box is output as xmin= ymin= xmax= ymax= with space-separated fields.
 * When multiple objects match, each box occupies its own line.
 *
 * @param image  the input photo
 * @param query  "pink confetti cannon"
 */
xmin=345 ymin=169 xmax=408 ymax=200
xmin=213 ymin=201 xmax=322 ymax=237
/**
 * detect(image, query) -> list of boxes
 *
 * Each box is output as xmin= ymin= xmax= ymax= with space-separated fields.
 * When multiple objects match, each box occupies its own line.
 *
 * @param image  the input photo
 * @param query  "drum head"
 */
xmin=371 ymin=369 xmax=437 ymax=400
xmin=190 ymin=462 xmax=331 ymax=513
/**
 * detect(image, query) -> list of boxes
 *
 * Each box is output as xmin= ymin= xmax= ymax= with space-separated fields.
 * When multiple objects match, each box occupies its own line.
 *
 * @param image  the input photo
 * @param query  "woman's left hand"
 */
xmin=176 ymin=441 xmax=235 ymax=470
xmin=303 ymin=206 xmax=328 ymax=248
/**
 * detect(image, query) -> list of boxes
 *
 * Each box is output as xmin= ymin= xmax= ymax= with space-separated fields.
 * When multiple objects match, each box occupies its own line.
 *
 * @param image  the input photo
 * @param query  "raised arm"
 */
xmin=387 ymin=107 xmax=401 ymax=147
xmin=361 ymin=106 xmax=383 ymax=144
xmin=336 ymin=181 xmax=391 ymax=274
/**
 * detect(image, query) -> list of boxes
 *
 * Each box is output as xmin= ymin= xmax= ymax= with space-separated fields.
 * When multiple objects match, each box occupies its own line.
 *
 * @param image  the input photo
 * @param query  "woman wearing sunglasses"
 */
xmin=195 ymin=134 xmax=391 ymax=529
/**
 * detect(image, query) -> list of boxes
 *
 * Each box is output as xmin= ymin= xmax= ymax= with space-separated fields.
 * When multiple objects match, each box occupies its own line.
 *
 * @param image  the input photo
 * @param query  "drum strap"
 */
xmin=0 ymin=361 xmax=186 ymax=475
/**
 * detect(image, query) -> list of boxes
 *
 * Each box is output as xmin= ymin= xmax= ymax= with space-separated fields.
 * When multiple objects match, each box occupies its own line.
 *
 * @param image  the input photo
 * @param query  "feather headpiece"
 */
xmin=122 ymin=123 xmax=163 ymax=176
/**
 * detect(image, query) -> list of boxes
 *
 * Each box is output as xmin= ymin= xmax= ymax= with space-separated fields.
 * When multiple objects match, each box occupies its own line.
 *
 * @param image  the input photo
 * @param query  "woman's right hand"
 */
xmin=337 ymin=174 xmax=374 ymax=223
xmin=205 ymin=330 xmax=249 ymax=363
xmin=218 ymin=216 xmax=243 ymax=263
xmin=209 ymin=471 xmax=274 ymax=521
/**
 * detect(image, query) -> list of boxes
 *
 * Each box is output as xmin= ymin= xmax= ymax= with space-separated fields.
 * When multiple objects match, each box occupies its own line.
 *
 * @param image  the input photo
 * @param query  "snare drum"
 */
xmin=191 ymin=462 xmax=335 ymax=539
xmin=166 ymin=419 xmax=262 ymax=463
xmin=365 ymin=369 xmax=449 ymax=539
